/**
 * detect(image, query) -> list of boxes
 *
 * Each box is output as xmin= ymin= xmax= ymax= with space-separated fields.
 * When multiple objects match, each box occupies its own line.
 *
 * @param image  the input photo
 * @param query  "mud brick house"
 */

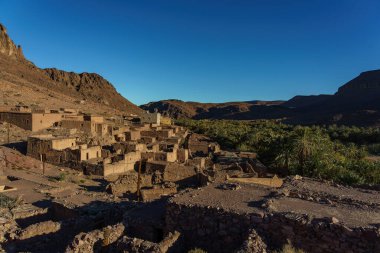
xmin=188 ymin=134 xmax=220 ymax=156
xmin=160 ymin=116 xmax=172 ymax=125
xmin=177 ymin=149 xmax=189 ymax=163
xmin=140 ymin=112 xmax=161 ymax=125
xmin=102 ymin=151 xmax=141 ymax=176
xmin=27 ymin=135 xmax=101 ymax=163
xmin=59 ymin=114 xmax=111 ymax=136
xmin=83 ymin=115 xmax=104 ymax=123
xmin=146 ymin=143 xmax=160 ymax=152
xmin=140 ymin=136 xmax=156 ymax=144
xmin=73 ymin=144 xmax=102 ymax=161
xmin=112 ymin=142 xmax=147 ymax=154
xmin=125 ymin=130 xmax=141 ymax=141
xmin=164 ymin=136 xmax=182 ymax=145
xmin=141 ymin=149 xmax=178 ymax=163
xmin=0 ymin=109 xmax=65 ymax=131
xmin=158 ymin=143 xmax=178 ymax=152
xmin=27 ymin=135 xmax=77 ymax=157
xmin=144 ymin=160 xmax=199 ymax=186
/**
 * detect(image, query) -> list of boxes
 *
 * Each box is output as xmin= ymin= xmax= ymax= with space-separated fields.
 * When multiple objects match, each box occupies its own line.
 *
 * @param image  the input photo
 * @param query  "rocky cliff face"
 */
xmin=141 ymin=100 xmax=200 ymax=119
xmin=0 ymin=23 xmax=142 ymax=115
xmin=337 ymin=70 xmax=380 ymax=95
xmin=0 ymin=24 xmax=24 ymax=60
xmin=43 ymin=68 xmax=140 ymax=112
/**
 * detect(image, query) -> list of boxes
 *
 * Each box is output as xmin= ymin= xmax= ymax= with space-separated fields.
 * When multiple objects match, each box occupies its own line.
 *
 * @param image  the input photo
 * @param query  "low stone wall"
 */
xmin=163 ymin=163 xmax=197 ymax=184
xmin=166 ymin=203 xmax=251 ymax=252
xmin=103 ymin=159 xmax=136 ymax=177
xmin=116 ymin=231 xmax=181 ymax=253
xmin=165 ymin=201 xmax=380 ymax=253
xmin=106 ymin=173 xmax=152 ymax=196
xmin=17 ymin=221 xmax=61 ymax=240
xmin=65 ymin=223 xmax=125 ymax=253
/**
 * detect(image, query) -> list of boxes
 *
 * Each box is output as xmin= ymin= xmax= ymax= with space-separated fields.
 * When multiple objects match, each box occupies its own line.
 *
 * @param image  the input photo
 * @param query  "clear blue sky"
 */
xmin=1 ymin=0 xmax=380 ymax=105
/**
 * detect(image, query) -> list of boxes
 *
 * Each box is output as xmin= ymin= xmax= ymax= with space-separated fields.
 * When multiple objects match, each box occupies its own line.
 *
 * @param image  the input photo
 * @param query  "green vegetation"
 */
xmin=276 ymin=242 xmax=305 ymax=253
xmin=48 ymin=172 xmax=67 ymax=182
xmin=0 ymin=193 xmax=23 ymax=210
xmin=177 ymin=119 xmax=380 ymax=185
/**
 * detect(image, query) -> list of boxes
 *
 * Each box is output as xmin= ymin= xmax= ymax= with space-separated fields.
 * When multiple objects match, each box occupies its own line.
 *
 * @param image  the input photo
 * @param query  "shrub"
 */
xmin=188 ymin=249 xmax=207 ymax=253
xmin=0 ymin=193 xmax=23 ymax=210
xmin=48 ymin=173 xmax=67 ymax=182
xmin=276 ymin=242 xmax=304 ymax=253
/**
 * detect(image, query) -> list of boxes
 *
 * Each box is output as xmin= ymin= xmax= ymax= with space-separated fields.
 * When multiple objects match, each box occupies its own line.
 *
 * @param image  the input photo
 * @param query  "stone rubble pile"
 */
xmin=166 ymin=201 xmax=380 ymax=253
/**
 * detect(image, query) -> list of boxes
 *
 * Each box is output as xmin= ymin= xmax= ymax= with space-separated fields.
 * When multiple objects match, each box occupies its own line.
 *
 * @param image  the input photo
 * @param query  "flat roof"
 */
xmin=29 ymin=135 xmax=76 ymax=141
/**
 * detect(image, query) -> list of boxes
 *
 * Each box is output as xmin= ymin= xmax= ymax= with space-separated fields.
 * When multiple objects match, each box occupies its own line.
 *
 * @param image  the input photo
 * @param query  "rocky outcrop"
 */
xmin=43 ymin=68 xmax=141 ymax=113
xmin=141 ymin=100 xmax=288 ymax=120
xmin=235 ymin=229 xmax=267 ymax=253
xmin=0 ymin=23 xmax=142 ymax=115
xmin=141 ymin=100 xmax=200 ymax=119
xmin=0 ymin=24 xmax=24 ymax=60
xmin=337 ymin=70 xmax=380 ymax=95
xmin=65 ymin=223 xmax=125 ymax=253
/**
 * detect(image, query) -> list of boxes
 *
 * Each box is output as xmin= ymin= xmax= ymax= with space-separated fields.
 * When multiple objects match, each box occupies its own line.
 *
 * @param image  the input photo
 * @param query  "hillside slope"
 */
xmin=141 ymin=100 xmax=287 ymax=120
xmin=291 ymin=70 xmax=380 ymax=126
xmin=0 ymin=23 xmax=142 ymax=116
xmin=142 ymin=71 xmax=380 ymax=126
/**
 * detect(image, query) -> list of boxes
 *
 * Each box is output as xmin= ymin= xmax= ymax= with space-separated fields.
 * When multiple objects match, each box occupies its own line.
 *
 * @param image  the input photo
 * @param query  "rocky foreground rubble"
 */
xmin=165 ymin=177 xmax=380 ymax=253
xmin=1 ymin=176 xmax=379 ymax=253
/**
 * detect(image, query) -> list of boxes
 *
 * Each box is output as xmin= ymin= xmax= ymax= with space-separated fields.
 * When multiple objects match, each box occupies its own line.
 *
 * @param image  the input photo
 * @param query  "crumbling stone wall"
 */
xmin=103 ymin=152 xmax=140 ymax=177
xmin=106 ymin=172 xmax=152 ymax=196
xmin=65 ymin=223 xmax=125 ymax=253
xmin=163 ymin=163 xmax=198 ymax=187
xmin=63 ymin=160 xmax=103 ymax=175
xmin=165 ymin=202 xmax=380 ymax=253
xmin=256 ymin=213 xmax=380 ymax=253
xmin=235 ymin=228 xmax=267 ymax=253
xmin=116 ymin=231 xmax=181 ymax=253
xmin=166 ymin=203 xmax=251 ymax=252
xmin=17 ymin=221 xmax=61 ymax=240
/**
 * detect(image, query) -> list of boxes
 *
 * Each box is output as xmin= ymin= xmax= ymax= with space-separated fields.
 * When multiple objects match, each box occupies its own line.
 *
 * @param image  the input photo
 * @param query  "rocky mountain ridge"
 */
xmin=0 ymin=23 xmax=142 ymax=115
xmin=142 ymin=70 xmax=380 ymax=126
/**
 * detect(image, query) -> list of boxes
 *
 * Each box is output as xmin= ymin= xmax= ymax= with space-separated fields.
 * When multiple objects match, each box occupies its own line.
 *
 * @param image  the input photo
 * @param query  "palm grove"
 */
xmin=177 ymin=119 xmax=380 ymax=185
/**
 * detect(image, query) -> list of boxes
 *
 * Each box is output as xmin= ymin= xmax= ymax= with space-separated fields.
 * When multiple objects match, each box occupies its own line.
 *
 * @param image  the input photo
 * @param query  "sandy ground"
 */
xmin=172 ymin=178 xmax=380 ymax=228
xmin=0 ymin=146 xmax=115 ymax=210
